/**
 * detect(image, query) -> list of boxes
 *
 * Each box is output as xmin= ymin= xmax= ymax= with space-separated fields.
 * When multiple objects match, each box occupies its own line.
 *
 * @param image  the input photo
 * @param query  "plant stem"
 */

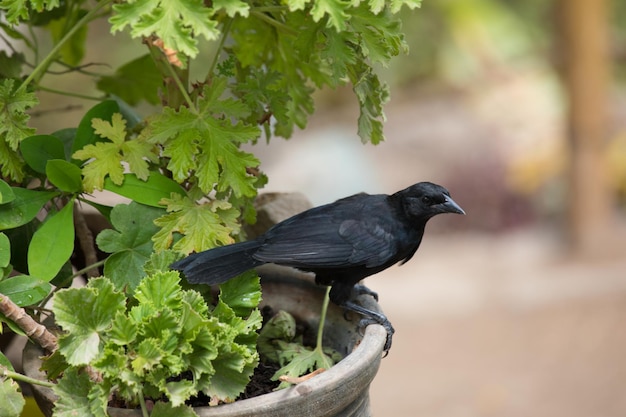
xmin=38 ymin=85 xmax=102 ymax=101
xmin=1 ymin=366 xmax=55 ymax=389
xmin=163 ymin=60 xmax=195 ymax=111
xmin=206 ymin=17 xmax=233 ymax=83
xmin=316 ymin=286 xmax=331 ymax=350
xmin=250 ymin=10 xmax=298 ymax=36
xmin=19 ymin=0 xmax=112 ymax=92
xmin=137 ymin=390 xmax=149 ymax=417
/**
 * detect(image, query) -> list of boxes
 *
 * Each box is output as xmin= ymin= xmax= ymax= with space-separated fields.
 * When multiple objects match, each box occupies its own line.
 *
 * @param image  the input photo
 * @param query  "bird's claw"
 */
xmin=359 ymin=317 xmax=394 ymax=356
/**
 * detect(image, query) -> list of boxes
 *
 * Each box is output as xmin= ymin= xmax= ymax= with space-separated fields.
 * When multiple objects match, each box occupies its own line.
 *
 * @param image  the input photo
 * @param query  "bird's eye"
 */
xmin=421 ymin=196 xmax=432 ymax=205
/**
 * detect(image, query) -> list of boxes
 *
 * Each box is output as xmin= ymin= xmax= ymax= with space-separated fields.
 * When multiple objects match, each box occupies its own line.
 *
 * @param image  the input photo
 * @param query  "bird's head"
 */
xmin=395 ymin=182 xmax=465 ymax=220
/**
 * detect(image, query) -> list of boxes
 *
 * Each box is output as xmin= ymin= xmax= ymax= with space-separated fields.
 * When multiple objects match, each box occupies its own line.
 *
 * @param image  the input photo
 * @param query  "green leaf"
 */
xmin=0 ymin=232 xmax=9 ymax=267
xmin=134 ymin=271 xmax=182 ymax=310
xmin=73 ymin=113 xmax=158 ymax=192
xmin=96 ymin=202 xmax=162 ymax=291
xmin=103 ymin=172 xmax=185 ymax=208
xmin=0 ymin=79 xmax=37 ymax=181
xmin=0 ymin=351 xmax=14 ymax=371
xmin=0 ymin=180 xmax=14 ymax=205
xmin=257 ymin=310 xmax=297 ymax=363
xmin=0 ymin=378 xmax=24 ymax=417
xmin=96 ymin=54 xmax=161 ymax=105
xmin=0 ymin=50 xmax=24 ymax=79
xmin=52 ymin=368 xmax=98 ymax=417
xmin=19 ymin=134 xmax=66 ymax=174
xmin=110 ymin=0 xmax=219 ymax=61
xmin=47 ymin=10 xmax=87 ymax=66
xmin=146 ymin=80 xmax=261 ymax=197
xmin=0 ymin=188 xmax=57 ymax=230
xmin=150 ymin=402 xmax=197 ymax=417
xmin=0 ymin=0 xmax=61 ymax=24
xmin=310 ymin=0 xmax=350 ymax=31
xmin=46 ymin=159 xmax=82 ymax=192
xmin=218 ymin=271 xmax=261 ymax=318
xmin=153 ymin=194 xmax=240 ymax=254
xmin=0 ymin=275 xmax=51 ymax=306
xmin=27 ymin=199 xmax=74 ymax=282
xmin=72 ymin=100 xmax=119 ymax=159
xmin=271 ymin=341 xmax=336 ymax=389
xmin=212 ymin=0 xmax=249 ymax=17
xmin=53 ymin=278 xmax=125 ymax=365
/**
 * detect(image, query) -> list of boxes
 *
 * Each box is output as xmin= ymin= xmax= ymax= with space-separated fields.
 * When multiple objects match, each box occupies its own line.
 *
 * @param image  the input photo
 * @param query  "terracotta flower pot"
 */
xmin=23 ymin=266 xmax=387 ymax=417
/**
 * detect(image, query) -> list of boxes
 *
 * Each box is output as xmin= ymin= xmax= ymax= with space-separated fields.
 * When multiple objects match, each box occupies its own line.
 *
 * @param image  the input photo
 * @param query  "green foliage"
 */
xmin=27 ymin=198 xmax=74 ymax=282
xmin=153 ymin=194 xmax=241 ymax=254
xmin=0 ymin=0 xmax=420 ymax=412
xmin=96 ymin=202 xmax=163 ymax=292
xmin=0 ymin=79 xmax=37 ymax=181
xmin=73 ymin=113 xmax=158 ymax=193
xmin=258 ymin=310 xmax=341 ymax=390
xmin=52 ymin=268 xmax=262 ymax=409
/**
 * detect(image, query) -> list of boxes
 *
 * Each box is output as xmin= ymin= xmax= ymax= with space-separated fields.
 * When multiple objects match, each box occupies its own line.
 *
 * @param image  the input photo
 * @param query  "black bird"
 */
xmin=171 ymin=182 xmax=465 ymax=352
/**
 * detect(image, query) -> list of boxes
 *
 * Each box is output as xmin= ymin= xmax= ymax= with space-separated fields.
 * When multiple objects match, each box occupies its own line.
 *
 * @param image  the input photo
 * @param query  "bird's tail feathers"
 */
xmin=171 ymin=240 xmax=263 ymax=285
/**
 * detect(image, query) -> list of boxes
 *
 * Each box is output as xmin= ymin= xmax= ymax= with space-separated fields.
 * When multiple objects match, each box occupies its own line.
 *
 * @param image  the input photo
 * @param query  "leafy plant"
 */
xmin=0 ymin=0 xmax=421 ymax=415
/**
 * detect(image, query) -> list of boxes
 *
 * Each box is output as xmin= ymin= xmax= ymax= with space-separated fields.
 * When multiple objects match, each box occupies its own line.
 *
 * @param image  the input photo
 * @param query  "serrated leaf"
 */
xmin=72 ymin=100 xmax=119 ymax=158
xmin=46 ymin=159 xmax=82 ymax=192
xmin=19 ymin=134 xmax=65 ymax=174
xmin=52 ymin=368 xmax=97 ymax=417
xmin=27 ymin=199 xmax=74 ymax=281
xmin=146 ymin=81 xmax=261 ymax=197
xmin=132 ymin=338 xmax=163 ymax=376
xmin=0 ymin=0 xmax=61 ymax=24
xmin=0 ymin=79 xmax=38 ymax=149
xmin=109 ymin=310 xmax=137 ymax=346
xmin=0 ymin=378 xmax=24 ymax=417
xmin=203 ymin=345 xmax=258 ymax=403
xmin=152 ymin=194 xmax=240 ymax=254
xmin=53 ymin=278 xmax=125 ymax=365
xmin=0 ymin=275 xmax=51 ymax=306
xmin=110 ymin=0 xmax=219 ymax=60
xmin=0 ymin=188 xmax=57 ymax=230
xmin=310 ymin=0 xmax=350 ymax=31
xmin=134 ymin=271 xmax=181 ymax=310
xmin=271 ymin=342 xmax=335 ymax=389
xmin=74 ymin=113 xmax=158 ymax=192
xmin=104 ymin=172 xmax=185 ymax=208
xmin=97 ymin=54 xmax=161 ymax=105
xmin=150 ymin=402 xmax=197 ymax=417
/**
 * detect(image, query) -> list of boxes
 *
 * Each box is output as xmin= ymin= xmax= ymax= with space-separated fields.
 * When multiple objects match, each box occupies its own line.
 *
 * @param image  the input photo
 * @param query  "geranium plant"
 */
xmin=0 ymin=0 xmax=420 ymax=415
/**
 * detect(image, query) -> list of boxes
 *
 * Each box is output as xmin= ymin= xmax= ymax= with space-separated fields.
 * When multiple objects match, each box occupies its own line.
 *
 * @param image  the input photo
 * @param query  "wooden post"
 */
xmin=557 ymin=0 xmax=613 ymax=254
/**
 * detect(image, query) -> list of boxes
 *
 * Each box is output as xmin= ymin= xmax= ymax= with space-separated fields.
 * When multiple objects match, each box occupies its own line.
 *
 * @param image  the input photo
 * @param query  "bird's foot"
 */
xmin=359 ymin=317 xmax=395 ymax=356
xmin=341 ymin=300 xmax=395 ymax=356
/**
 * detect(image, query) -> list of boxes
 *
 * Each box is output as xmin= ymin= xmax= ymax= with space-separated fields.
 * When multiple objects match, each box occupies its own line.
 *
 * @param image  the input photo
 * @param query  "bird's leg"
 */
xmin=352 ymin=283 xmax=379 ymax=301
xmin=329 ymin=284 xmax=394 ymax=355
xmin=340 ymin=300 xmax=395 ymax=355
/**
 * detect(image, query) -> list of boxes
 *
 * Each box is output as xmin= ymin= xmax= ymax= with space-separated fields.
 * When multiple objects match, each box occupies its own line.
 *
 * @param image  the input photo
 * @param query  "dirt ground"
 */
xmin=248 ymin=82 xmax=626 ymax=416
xmin=366 ymin=230 xmax=626 ymax=417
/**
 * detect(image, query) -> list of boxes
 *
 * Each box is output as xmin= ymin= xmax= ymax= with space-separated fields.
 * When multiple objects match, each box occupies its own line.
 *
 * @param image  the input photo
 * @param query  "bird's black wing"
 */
xmin=253 ymin=194 xmax=401 ymax=269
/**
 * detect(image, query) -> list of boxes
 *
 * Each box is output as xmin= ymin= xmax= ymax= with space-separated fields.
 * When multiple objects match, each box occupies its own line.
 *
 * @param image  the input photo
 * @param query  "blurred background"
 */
xmin=26 ymin=0 xmax=626 ymax=415
xmin=251 ymin=1 xmax=626 ymax=415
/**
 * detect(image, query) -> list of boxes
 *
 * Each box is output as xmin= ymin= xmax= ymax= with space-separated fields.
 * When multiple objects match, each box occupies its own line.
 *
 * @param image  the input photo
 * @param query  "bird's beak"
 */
xmin=441 ymin=196 xmax=465 ymax=215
